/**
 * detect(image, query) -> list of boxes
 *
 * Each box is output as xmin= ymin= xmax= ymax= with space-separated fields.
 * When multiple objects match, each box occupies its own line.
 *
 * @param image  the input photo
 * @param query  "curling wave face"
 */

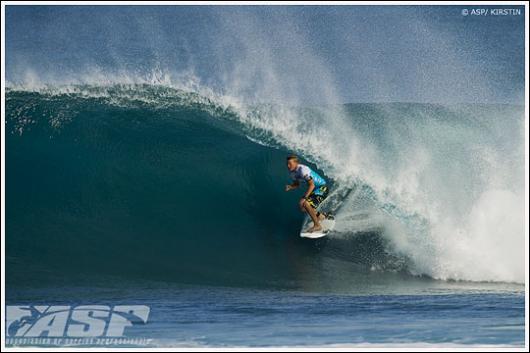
xmin=5 ymin=84 xmax=525 ymax=288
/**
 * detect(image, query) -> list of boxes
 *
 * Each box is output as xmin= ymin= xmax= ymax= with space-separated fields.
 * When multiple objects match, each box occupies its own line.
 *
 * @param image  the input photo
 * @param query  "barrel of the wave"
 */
xmin=5 ymin=87 xmax=306 ymax=287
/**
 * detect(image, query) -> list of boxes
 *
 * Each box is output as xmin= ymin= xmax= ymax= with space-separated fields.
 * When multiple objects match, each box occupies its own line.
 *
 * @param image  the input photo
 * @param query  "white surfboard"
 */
xmin=298 ymin=186 xmax=350 ymax=239
xmin=300 ymin=217 xmax=335 ymax=238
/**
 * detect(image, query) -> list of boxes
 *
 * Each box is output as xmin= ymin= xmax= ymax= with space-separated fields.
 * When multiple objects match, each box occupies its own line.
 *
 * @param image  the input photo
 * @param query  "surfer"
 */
xmin=285 ymin=154 xmax=329 ymax=232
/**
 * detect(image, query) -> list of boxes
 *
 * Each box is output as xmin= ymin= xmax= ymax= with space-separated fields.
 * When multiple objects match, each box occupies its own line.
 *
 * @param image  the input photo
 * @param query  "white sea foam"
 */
xmin=232 ymin=101 xmax=525 ymax=284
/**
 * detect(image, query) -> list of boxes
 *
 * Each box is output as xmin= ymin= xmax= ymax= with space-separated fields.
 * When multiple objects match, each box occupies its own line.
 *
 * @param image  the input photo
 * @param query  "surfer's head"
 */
xmin=286 ymin=154 xmax=299 ymax=171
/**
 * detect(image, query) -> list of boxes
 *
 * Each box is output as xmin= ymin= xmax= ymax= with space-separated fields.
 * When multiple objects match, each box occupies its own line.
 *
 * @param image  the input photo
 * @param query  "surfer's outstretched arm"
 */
xmin=285 ymin=180 xmax=299 ymax=191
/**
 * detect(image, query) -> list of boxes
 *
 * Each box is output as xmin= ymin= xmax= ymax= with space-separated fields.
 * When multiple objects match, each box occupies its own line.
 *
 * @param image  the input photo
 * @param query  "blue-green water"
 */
xmin=5 ymin=86 xmax=525 ymax=347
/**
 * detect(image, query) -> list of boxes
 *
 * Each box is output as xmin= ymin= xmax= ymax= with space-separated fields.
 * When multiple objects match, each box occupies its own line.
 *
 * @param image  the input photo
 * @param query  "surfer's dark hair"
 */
xmin=286 ymin=154 xmax=299 ymax=162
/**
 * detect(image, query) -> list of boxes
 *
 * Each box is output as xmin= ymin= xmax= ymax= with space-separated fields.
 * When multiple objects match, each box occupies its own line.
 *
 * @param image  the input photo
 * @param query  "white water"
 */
xmin=229 ymin=100 xmax=526 ymax=284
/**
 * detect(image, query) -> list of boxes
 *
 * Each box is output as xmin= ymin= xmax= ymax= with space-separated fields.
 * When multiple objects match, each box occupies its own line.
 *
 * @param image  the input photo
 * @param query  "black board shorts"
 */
xmin=305 ymin=185 xmax=329 ymax=209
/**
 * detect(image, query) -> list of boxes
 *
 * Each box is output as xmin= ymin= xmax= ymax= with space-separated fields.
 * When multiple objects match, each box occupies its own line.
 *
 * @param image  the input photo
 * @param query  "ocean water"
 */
xmin=5 ymin=85 xmax=526 ymax=347
xmin=6 ymin=279 xmax=525 ymax=348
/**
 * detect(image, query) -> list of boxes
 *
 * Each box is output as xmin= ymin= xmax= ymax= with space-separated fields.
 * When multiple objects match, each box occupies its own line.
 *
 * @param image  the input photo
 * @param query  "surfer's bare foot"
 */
xmin=306 ymin=224 xmax=323 ymax=233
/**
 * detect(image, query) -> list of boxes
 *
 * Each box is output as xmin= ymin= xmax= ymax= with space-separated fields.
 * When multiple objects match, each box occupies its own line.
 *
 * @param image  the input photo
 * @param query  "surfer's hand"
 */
xmin=285 ymin=185 xmax=292 ymax=191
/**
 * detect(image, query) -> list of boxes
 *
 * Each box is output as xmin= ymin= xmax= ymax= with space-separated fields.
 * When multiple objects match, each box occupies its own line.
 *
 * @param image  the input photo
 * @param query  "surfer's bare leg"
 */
xmin=303 ymin=201 xmax=322 ymax=232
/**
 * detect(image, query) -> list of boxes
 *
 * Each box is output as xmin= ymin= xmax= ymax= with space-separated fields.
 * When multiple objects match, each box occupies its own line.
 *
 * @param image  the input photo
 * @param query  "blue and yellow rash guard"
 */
xmin=290 ymin=164 xmax=327 ymax=195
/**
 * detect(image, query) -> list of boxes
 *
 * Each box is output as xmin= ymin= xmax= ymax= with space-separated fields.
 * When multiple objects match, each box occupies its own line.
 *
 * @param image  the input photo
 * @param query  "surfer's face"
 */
xmin=287 ymin=159 xmax=298 ymax=172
